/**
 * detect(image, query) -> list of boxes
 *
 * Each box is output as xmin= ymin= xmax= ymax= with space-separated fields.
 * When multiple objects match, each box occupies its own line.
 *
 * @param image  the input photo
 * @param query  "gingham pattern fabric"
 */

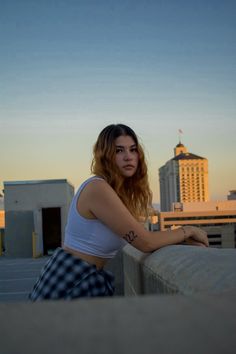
xmin=28 ymin=248 xmax=115 ymax=301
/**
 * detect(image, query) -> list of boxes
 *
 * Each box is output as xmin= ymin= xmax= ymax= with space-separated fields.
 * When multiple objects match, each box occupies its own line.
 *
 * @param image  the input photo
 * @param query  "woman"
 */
xmin=29 ymin=124 xmax=208 ymax=301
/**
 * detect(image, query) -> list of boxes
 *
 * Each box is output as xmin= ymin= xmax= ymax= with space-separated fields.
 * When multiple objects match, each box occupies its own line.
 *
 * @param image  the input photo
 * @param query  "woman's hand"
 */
xmin=182 ymin=226 xmax=209 ymax=247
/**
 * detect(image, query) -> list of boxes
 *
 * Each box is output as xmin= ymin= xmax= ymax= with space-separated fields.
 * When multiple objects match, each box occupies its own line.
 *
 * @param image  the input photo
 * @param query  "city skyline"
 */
xmin=1 ymin=0 xmax=236 ymax=203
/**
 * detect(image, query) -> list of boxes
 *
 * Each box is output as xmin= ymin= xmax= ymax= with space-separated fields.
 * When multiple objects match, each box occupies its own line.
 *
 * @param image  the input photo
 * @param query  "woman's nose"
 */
xmin=124 ymin=150 xmax=132 ymax=160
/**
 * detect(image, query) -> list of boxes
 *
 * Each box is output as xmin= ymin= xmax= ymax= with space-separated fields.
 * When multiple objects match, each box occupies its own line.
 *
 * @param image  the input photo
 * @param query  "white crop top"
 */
xmin=64 ymin=176 xmax=126 ymax=258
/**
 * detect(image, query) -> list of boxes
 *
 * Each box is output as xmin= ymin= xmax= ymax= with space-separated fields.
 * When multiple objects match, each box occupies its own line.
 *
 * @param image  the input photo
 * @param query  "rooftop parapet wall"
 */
xmin=1 ymin=249 xmax=236 ymax=353
xmin=1 ymin=292 xmax=236 ymax=354
xmin=123 ymin=244 xmax=236 ymax=296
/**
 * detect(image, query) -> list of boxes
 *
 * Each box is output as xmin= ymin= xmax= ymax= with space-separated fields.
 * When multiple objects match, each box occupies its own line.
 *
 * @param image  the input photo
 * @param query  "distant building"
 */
xmin=159 ymin=142 xmax=208 ymax=211
xmin=0 ymin=193 xmax=4 ymax=210
xmin=157 ymin=207 xmax=236 ymax=249
xmin=147 ymin=199 xmax=236 ymax=249
xmin=3 ymin=179 xmax=74 ymax=257
xmin=228 ymin=190 xmax=236 ymax=200
xmin=172 ymin=200 xmax=236 ymax=212
xmin=0 ymin=211 xmax=5 ymax=229
xmin=0 ymin=210 xmax=5 ymax=255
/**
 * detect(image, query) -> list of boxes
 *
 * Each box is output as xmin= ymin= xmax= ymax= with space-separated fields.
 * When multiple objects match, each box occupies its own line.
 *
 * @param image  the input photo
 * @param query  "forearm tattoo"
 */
xmin=123 ymin=231 xmax=138 ymax=244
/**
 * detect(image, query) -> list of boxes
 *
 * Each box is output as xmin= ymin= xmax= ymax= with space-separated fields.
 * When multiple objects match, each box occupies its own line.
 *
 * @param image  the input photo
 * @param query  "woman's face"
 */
xmin=114 ymin=135 xmax=139 ymax=178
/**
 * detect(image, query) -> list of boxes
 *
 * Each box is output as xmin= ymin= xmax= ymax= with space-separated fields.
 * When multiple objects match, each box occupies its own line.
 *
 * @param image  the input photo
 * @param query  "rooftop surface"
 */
xmin=3 ymin=179 xmax=72 ymax=186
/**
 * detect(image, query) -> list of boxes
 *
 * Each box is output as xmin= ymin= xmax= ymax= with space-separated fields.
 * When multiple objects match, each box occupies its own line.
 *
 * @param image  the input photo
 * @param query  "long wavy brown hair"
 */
xmin=91 ymin=124 xmax=153 ymax=220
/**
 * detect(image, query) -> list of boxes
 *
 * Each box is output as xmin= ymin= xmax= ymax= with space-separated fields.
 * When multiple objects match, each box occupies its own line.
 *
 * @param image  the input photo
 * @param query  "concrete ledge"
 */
xmin=1 ymin=291 xmax=236 ymax=354
xmin=123 ymin=244 xmax=236 ymax=295
xmin=105 ymin=250 xmax=124 ymax=295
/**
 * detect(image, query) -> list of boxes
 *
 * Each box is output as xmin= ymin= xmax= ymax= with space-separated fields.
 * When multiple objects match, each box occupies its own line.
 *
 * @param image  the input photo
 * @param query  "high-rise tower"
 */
xmin=159 ymin=142 xmax=209 ymax=211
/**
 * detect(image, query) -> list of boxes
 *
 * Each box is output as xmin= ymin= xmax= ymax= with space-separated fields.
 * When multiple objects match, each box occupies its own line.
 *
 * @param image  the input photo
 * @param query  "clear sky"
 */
xmin=1 ymin=0 xmax=236 ymax=203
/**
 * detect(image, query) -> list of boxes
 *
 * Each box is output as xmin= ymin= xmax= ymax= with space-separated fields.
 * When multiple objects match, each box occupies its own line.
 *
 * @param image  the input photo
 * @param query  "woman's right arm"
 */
xmin=84 ymin=179 xmax=209 ymax=252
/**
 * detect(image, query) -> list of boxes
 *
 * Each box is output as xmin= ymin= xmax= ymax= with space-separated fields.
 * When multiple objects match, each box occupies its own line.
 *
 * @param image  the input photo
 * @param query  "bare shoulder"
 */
xmin=85 ymin=178 xmax=115 ymax=195
xmin=78 ymin=178 xmax=117 ymax=206
xmin=77 ymin=178 xmax=114 ymax=218
xmin=85 ymin=177 xmax=125 ymax=211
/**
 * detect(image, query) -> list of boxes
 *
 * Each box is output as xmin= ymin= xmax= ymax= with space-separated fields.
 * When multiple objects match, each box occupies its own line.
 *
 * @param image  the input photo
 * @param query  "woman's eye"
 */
xmin=116 ymin=148 xmax=123 ymax=153
xmin=130 ymin=148 xmax=138 ymax=153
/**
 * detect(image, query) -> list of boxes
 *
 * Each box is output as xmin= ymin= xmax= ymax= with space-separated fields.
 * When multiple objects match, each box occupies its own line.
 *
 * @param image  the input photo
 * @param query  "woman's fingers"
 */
xmin=185 ymin=226 xmax=209 ymax=247
xmin=184 ymin=238 xmax=207 ymax=247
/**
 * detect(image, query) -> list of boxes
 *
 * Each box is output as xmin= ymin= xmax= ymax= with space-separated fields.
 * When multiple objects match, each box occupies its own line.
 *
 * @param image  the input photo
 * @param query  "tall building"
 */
xmin=159 ymin=142 xmax=209 ymax=211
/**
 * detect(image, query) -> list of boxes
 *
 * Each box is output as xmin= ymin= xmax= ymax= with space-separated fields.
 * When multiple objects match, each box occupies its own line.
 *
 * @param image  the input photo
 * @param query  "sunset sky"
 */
xmin=1 ymin=0 xmax=235 ymax=203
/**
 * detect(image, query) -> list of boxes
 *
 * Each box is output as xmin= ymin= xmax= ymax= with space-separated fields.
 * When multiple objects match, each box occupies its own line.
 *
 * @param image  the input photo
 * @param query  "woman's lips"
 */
xmin=123 ymin=165 xmax=135 ymax=169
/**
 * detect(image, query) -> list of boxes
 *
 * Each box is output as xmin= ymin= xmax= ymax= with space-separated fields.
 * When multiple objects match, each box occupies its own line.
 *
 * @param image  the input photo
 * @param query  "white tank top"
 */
xmin=63 ymin=176 xmax=126 ymax=258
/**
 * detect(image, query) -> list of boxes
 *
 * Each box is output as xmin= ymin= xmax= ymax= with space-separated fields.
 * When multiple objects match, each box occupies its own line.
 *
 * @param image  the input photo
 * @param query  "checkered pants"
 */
xmin=28 ymin=248 xmax=115 ymax=301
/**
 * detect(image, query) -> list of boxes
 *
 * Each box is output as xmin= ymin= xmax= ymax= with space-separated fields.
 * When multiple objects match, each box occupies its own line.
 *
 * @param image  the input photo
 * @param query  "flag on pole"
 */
xmin=178 ymin=129 xmax=183 ymax=144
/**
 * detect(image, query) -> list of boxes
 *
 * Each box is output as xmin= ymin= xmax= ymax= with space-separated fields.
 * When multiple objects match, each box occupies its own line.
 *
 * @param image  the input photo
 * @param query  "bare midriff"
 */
xmin=63 ymin=245 xmax=110 ymax=270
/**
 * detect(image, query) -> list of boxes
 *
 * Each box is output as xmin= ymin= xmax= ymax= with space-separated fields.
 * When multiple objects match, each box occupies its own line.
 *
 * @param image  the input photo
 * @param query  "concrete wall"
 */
xmin=123 ymin=244 xmax=236 ymax=296
xmin=105 ymin=250 xmax=124 ymax=295
xmin=5 ymin=211 xmax=34 ymax=257
xmin=1 ymin=245 xmax=236 ymax=353
xmin=1 ymin=291 xmax=236 ymax=354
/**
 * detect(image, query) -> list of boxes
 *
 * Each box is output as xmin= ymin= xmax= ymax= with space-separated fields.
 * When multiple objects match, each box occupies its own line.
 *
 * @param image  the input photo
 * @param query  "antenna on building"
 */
xmin=178 ymin=129 xmax=183 ymax=144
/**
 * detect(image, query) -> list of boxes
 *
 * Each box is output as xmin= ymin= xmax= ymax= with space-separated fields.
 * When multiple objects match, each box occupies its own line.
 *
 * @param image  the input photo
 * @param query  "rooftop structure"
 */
xmin=3 ymin=179 xmax=74 ymax=257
